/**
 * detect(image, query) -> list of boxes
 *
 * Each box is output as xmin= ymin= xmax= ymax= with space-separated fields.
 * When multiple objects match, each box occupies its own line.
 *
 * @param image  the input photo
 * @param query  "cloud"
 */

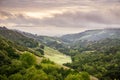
xmin=1 ymin=6 xmax=120 ymax=28
xmin=0 ymin=0 xmax=119 ymax=11
xmin=0 ymin=0 xmax=120 ymax=36
xmin=0 ymin=11 xmax=13 ymax=19
xmin=39 ymin=6 xmax=120 ymax=28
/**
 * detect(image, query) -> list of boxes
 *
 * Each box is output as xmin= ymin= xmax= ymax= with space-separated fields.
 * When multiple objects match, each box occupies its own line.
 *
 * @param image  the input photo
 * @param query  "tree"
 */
xmin=20 ymin=52 xmax=36 ymax=68
xmin=40 ymin=45 xmax=44 ymax=49
xmin=23 ymin=67 xmax=48 ymax=80
xmin=36 ymin=48 xmax=44 ymax=55
xmin=65 ymin=74 xmax=83 ymax=80
xmin=80 ymin=72 xmax=90 ymax=80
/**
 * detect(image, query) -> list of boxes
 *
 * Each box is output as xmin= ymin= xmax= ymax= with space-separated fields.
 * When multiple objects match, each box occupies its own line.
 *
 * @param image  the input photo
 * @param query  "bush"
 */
xmin=20 ymin=52 xmax=36 ymax=67
xmin=65 ymin=74 xmax=83 ymax=80
xmin=80 ymin=72 xmax=90 ymax=80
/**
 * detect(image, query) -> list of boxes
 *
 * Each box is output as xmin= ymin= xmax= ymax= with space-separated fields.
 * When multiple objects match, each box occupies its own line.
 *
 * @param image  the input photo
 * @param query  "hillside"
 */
xmin=61 ymin=28 xmax=120 ymax=43
xmin=0 ymin=27 xmax=38 ymax=48
xmin=44 ymin=47 xmax=72 ymax=65
xmin=64 ymin=38 xmax=120 ymax=79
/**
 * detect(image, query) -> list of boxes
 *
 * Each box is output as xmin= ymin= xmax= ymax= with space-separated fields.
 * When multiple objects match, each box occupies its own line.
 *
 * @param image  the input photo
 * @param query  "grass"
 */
xmin=44 ymin=47 xmax=72 ymax=65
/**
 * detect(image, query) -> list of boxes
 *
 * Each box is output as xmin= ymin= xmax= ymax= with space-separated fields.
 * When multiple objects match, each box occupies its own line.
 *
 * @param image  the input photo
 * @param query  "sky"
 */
xmin=0 ymin=0 xmax=120 ymax=36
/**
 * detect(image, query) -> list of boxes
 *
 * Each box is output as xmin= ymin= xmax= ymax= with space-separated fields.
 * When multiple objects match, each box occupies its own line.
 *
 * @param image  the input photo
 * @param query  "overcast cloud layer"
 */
xmin=0 ymin=0 xmax=120 ymax=36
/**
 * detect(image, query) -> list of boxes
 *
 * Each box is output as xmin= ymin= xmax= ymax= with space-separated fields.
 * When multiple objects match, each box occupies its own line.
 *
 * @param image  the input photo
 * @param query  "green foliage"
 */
xmin=8 ymin=73 xmax=22 ymax=80
xmin=36 ymin=48 xmax=44 ymax=55
xmin=61 ymin=38 xmax=120 ymax=80
xmin=20 ymin=52 xmax=36 ymax=67
xmin=65 ymin=74 xmax=82 ymax=80
xmin=65 ymin=51 xmax=120 ymax=79
xmin=40 ymin=45 xmax=45 ymax=49
xmin=0 ymin=36 xmax=20 ymax=66
xmin=41 ymin=64 xmax=59 ymax=75
xmin=80 ymin=72 xmax=90 ymax=80
xmin=0 ymin=51 xmax=11 ymax=66
xmin=64 ymin=72 xmax=90 ymax=80
xmin=23 ymin=66 xmax=49 ymax=80
xmin=0 ymin=75 xmax=8 ymax=80
xmin=41 ymin=59 xmax=54 ymax=64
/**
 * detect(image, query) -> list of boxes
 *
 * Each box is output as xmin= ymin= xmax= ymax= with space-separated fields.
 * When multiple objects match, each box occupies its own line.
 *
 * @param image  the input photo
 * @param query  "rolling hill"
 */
xmin=61 ymin=28 xmax=120 ymax=43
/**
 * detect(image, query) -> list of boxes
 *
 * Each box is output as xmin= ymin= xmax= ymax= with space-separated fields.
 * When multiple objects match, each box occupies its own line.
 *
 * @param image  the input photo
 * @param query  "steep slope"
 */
xmin=0 ymin=35 xmax=20 ymax=66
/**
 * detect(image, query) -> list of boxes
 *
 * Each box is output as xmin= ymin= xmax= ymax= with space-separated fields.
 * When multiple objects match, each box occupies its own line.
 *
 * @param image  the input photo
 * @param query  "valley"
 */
xmin=0 ymin=0 xmax=120 ymax=80
xmin=0 ymin=27 xmax=120 ymax=80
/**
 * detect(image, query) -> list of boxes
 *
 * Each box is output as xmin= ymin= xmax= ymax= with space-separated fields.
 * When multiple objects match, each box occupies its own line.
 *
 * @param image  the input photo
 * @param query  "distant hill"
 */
xmin=10 ymin=28 xmax=120 ymax=45
xmin=61 ymin=28 xmax=120 ymax=43
xmin=20 ymin=31 xmax=63 ymax=44
xmin=18 ymin=28 xmax=120 ymax=56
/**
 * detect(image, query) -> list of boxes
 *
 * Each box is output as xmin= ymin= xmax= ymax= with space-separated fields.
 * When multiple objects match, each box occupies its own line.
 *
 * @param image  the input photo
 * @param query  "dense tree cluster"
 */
xmin=64 ymin=39 xmax=120 ymax=80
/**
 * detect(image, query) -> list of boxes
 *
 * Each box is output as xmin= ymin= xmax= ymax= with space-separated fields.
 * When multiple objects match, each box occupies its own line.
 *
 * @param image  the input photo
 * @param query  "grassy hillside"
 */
xmin=44 ymin=47 xmax=72 ymax=65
